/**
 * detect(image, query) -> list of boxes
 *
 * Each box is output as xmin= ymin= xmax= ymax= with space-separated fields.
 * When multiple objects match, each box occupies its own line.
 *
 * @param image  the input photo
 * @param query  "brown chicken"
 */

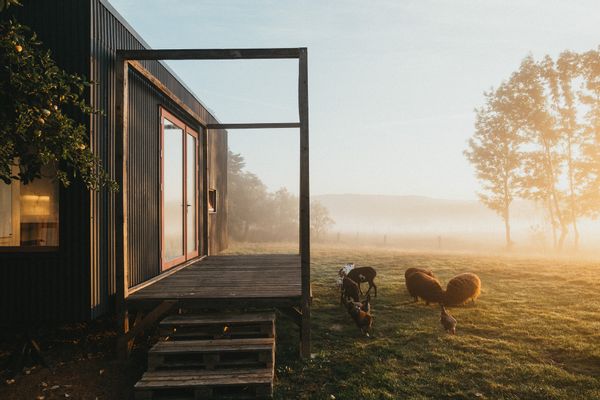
xmin=440 ymin=305 xmax=457 ymax=334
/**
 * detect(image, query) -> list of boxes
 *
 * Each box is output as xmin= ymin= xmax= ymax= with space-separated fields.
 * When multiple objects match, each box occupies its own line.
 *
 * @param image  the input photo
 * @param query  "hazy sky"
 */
xmin=110 ymin=0 xmax=600 ymax=199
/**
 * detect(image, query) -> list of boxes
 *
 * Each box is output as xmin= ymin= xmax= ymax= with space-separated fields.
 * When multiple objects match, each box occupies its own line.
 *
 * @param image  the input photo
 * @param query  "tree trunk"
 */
xmin=547 ymin=197 xmax=558 ymax=250
xmin=504 ymin=212 xmax=512 ymax=250
xmin=503 ymin=174 xmax=513 ymax=250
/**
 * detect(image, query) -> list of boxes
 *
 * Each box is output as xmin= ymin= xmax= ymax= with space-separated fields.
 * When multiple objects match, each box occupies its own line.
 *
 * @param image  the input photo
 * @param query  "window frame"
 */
xmin=0 ymin=166 xmax=60 ymax=253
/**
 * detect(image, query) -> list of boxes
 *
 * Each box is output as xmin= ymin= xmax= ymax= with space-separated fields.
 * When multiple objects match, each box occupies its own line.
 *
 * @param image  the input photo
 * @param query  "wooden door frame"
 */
xmin=160 ymin=107 xmax=199 ymax=271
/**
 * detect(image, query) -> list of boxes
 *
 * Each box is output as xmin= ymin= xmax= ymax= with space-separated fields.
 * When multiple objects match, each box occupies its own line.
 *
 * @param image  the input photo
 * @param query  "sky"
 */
xmin=110 ymin=0 xmax=600 ymax=199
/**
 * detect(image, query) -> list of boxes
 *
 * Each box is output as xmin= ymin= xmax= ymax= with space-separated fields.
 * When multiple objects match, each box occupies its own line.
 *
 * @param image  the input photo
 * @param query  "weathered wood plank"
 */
xmin=150 ymin=339 xmax=274 ymax=354
xmin=118 ymin=48 xmax=301 ymax=60
xmin=135 ymin=368 xmax=273 ymax=389
xmin=128 ymin=254 xmax=302 ymax=302
xmin=298 ymin=48 xmax=311 ymax=358
xmin=161 ymin=312 xmax=275 ymax=326
xmin=206 ymin=123 xmax=300 ymax=130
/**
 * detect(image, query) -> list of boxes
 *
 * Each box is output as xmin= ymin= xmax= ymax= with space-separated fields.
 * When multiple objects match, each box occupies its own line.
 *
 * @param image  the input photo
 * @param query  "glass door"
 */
xmin=161 ymin=109 xmax=199 ymax=270
xmin=185 ymin=129 xmax=199 ymax=259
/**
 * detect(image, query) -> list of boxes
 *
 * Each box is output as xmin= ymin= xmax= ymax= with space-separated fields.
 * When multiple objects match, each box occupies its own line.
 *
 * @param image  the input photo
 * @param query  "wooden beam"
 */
xmin=117 ymin=48 xmax=301 ymax=61
xmin=202 ymin=128 xmax=209 ymax=256
xmin=115 ymin=55 xmax=129 ymax=337
xmin=206 ymin=123 xmax=300 ymax=130
xmin=117 ymin=301 xmax=177 ymax=358
xmin=298 ymin=48 xmax=311 ymax=358
xmin=127 ymin=60 xmax=207 ymax=126
xmin=277 ymin=307 xmax=302 ymax=327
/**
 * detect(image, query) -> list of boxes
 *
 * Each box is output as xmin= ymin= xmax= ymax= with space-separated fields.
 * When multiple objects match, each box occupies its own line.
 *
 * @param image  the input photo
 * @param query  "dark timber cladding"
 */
xmin=115 ymin=47 xmax=310 ymax=357
xmin=0 ymin=0 xmax=229 ymax=324
xmin=91 ymin=0 xmax=229 ymax=300
xmin=0 ymin=0 xmax=90 ymax=323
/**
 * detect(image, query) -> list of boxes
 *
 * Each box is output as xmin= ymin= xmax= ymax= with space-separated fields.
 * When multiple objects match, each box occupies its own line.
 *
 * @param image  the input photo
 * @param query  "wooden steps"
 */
xmin=148 ymin=338 xmax=274 ymax=370
xmin=134 ymin=368 xmax=273 ymax=399
xmin=160 ymin=312 xmax=275 ymax=340
xmin=135 ymin=311 xmax=276 ymax=399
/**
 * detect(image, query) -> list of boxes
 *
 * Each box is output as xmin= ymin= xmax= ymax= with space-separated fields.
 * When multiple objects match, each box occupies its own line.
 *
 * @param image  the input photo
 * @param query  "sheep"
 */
xmin=404 ymin=267 xmax=434 ymax=281
xmin=405 ymin=271 xmax=444 ymax=305
xmin=339 ymin=266 xmax=378 ymax=297
xmin=340 ymin=276 xmax=360 ymax=305
xmin=444 ymin=273 xmax=481 ymax=306
xmin=345 ymin=297 xmax=373 ymax=336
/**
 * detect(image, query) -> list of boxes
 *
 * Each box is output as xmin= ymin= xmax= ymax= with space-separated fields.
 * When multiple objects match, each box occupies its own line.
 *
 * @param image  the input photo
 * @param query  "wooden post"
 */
xmin=298 ymin=48 xmax=311 ymax=358
xmin=203 ymin=128 xmax=210 ymax=256
xmin=115 ymin=54 xmax=130 ymax=359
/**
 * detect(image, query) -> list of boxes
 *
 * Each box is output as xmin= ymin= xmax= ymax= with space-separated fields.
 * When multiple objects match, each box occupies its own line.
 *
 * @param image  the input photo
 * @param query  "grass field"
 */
xmin=226 ymin=243 xmax=600 ymax=400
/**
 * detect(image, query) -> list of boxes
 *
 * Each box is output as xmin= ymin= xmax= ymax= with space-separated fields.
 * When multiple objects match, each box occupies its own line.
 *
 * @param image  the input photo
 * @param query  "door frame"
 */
xmin=160 ymin=107 xmax=199 ymax=271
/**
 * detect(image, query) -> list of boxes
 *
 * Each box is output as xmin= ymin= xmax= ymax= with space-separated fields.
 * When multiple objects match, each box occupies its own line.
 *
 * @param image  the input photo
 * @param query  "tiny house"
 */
xmin=0 ymin=0 xmax=229 ymax=323
xmin=0 ymin=0 xmax=311 ymax=361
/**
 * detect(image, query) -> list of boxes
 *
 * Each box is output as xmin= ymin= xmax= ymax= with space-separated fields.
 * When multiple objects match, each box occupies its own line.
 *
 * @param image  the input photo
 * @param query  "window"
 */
xmin=208 ymin=189 xmax=217 ymax=213
xmin=0 ymin=164 xmax=59 ymax=248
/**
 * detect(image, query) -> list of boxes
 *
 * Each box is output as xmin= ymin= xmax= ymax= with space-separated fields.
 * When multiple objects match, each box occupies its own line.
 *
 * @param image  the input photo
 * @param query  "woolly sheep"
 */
xmin=444 ymin=273 xmax=481 ymax=306
xmin=404 ymin=268 xmax=435 ymax=301
xmin=405 ymin=271 xmax=444 ymax=304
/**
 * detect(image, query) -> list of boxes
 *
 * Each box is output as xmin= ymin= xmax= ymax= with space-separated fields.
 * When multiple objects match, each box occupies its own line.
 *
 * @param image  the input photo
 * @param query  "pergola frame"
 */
xmin=114 ymin=48 xmax=310 ymax=357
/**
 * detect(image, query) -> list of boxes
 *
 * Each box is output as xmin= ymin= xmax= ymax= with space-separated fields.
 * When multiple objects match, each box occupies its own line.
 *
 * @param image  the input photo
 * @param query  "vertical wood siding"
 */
xmin=0 ymin=0 xmax=228 ymax=323
xmin=0 ymin=0 xmax=91 ymax=323
xmin=90 ymin=1 xmax=228 ymax=295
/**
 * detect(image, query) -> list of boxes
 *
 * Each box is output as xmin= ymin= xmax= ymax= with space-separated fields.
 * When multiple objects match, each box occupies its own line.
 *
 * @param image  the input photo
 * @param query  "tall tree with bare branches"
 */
xmin=465 ymin=82 xmax=525 ymax=249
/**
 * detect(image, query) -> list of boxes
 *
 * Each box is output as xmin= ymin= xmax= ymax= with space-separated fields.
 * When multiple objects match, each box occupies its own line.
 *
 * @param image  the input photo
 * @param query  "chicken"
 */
xmin=345 ymin=298 xmax=373 ymax=336
xmin=440 ymin=305 xmax=457 ymax=334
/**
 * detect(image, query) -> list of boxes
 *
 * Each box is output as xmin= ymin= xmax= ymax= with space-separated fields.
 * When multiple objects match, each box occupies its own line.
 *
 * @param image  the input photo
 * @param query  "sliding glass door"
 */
xmin=161 ymin=109 xmax=199 ymax=270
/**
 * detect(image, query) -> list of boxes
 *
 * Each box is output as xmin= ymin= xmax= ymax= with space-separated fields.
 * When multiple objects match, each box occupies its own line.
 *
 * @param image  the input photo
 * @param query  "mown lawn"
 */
xmin=226 ymin=243 xmax=600 ymax=400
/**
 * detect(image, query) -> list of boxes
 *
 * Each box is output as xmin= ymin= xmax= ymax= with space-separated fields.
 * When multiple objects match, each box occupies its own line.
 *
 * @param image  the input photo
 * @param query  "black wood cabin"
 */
xmin=0 ymin=0 xmax=228 ymax=323
xmin=0 ymin=0 xmax=310 ymax=357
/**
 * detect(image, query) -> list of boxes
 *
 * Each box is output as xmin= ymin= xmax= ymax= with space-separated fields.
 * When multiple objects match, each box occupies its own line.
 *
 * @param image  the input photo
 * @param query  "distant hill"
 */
xmin=312 ymin=194 xmax=541 ymax=234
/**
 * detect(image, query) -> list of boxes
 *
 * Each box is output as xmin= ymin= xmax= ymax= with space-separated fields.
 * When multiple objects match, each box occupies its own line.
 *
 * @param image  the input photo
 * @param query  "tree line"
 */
xmin=228 ymin=151 xmax=334 ymax=242
xmin=466 ymin=50 xmax=600 ymax=251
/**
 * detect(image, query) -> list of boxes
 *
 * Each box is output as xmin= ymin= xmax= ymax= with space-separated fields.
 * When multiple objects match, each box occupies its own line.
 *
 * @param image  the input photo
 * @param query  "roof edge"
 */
xmin=97 ymin=0 xmax=222 ymax=123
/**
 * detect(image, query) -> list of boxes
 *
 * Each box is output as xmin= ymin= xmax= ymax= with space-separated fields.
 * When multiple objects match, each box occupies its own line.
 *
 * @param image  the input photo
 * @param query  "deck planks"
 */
xmin=127 ymin=254 xmax=301 ymax=303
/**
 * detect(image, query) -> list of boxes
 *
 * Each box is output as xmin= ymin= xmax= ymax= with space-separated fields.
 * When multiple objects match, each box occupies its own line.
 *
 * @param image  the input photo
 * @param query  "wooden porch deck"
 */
xmin=127 ymin=254 xmax=301 ymax=308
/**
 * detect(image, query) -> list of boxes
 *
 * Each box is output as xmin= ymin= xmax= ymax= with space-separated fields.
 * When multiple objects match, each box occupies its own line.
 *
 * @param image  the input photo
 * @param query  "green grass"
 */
xmin=226 ymin=243 xmax=600 ymax=400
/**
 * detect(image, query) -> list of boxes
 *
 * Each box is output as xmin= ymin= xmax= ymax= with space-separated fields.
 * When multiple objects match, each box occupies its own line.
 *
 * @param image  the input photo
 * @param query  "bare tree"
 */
xmin=310 ymin=201 xmax=334 ymax=240
xmin=465 ymin=82 xmax=525 ymax=249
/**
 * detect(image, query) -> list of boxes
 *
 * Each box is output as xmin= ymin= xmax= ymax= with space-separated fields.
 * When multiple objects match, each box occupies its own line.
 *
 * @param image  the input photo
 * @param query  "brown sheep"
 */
xmin=404 ymin=268 xmax=435 ymax=301
xmin=444 ymin=273 xmax=481 ymax=306
xmin=404 ymin=267 xmax=434 ymax=280
xmin=340 ymin=276 xmax=360 ymax=305
xmin=405 ymin=271 xmax=444 ymax=305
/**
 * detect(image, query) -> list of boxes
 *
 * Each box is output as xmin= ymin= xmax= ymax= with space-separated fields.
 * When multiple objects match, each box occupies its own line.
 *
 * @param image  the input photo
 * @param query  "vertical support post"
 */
xmin=203 ymin=128 xmax=209 ymax=256
xmin=298 ymin=48 xmax=311 ymax=358
xmin=115 ymin=55 xmax=130 ymax=359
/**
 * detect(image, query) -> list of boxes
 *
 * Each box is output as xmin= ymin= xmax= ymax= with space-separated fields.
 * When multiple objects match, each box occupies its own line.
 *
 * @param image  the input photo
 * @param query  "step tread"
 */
xmin=135 ymin=368 xmax=273 ymax=389
xmin=160 ymin=312 xmax=276 ymax=327
xmin=149 ymin=338 xmax=274 ymax=354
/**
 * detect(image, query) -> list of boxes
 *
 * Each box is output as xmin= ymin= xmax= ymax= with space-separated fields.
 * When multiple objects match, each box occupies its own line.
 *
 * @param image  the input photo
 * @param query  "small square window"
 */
xmin=208 ymin=189 xmax=217 ymax=213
